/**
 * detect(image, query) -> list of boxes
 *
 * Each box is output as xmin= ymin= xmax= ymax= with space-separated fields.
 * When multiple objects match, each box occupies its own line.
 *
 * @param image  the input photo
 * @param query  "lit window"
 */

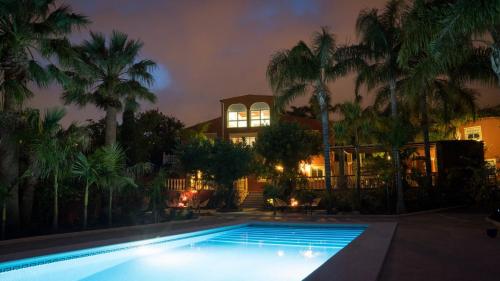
xmin=250 ymin=102 xmax=270 ymax=127
xmin=311 ymin=166 xmax=324 ymax=177
xmin=464 ymin=126 xmax=482 ymax=141
xmin=230 ymin=136 xmax=256 ymax=146
xmin=227 ymin=104 xmax=247 ymax=128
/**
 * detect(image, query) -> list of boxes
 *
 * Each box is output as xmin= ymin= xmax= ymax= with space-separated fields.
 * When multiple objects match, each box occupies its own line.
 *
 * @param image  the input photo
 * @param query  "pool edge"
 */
xmin=303 ymin=222 xmax=398 ymax=281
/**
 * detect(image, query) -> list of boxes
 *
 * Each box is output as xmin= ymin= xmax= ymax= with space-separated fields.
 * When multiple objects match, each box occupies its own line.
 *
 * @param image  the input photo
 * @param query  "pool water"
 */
xmin=0 ymin=223 xmax=365 ymax=281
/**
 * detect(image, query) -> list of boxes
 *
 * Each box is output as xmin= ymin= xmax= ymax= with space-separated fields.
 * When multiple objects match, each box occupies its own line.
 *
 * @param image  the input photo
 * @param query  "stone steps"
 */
xmin=240 ymin=192 xmax=264 ymax=209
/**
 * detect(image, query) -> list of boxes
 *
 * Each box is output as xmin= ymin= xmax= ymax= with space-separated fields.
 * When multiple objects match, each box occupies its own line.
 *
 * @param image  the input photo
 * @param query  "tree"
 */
xmin=254 ymin=121 xmax=321 ymax=195
xmin=0 ymin=182 xmax=13 ymax=239
xmin=93 ymin=144 xmax=136 ymax=227
xmin=267 ymin=27 xmax=350 ymax=211
xmin=148 ymin=168 xmax=168 ymax=223
xmin=332 ymin=99 xmax=374 ymax=207
xmin=0 ymin=0 xmax=88 ymax=228
xmin=59 ymin=31 xmax=156 ymax=146
xmin=71 ymin=153 xmax=99 ymax=229
xmin=342 ymin=0 xmax=408 ymax=213
xmin=399 ymin=0 xmax=500 ymax=85
xmin=29 ymin=108 xmax=89 ymax=231
xmin=120 ymin=101 xmax=139 ymax=164
xmin=396 ymin=33 xmax=491 ymax=189
xmin=286 ymin=105 xmax=316 ymax=119
xmin=208 ymin=140 xmax=253 ymax=209
xmin=134 ymin=109 xmax=184 ymax=166
xmin=177 ymin=137 xmax=212 ymax=178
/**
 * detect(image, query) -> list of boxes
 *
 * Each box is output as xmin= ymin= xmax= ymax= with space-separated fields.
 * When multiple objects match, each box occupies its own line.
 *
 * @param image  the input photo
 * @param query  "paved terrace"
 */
xmin=0 ymin=209 xmax=499 ymax=280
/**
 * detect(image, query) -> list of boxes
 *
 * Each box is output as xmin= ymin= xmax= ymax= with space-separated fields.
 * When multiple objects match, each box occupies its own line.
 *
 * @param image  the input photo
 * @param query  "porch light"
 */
xmin=275 ymin=165 xmax=284 ymax=172
xmin=290 ymin=198 xmax=299 ymax=207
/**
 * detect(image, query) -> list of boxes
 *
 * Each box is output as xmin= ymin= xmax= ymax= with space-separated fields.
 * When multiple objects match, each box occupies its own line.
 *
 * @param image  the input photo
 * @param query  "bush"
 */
xmin=294 ymin=189 xmax=316 ymax=205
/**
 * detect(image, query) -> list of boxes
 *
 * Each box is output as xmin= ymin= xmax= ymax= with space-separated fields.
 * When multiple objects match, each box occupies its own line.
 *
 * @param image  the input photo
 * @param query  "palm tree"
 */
xmin=399 ymin=0 xmax=500 ymax=84
xmin=266 ymin=27 xmax=350 ymax=210
xmin=332 ymin=99 xmax=374 ymax=207
xmin=59 ymin=31 xmax=156 ymax=145
xmin=344 ymin=0 xmax=408 ymax=213
xmin=397 ymin=35 xmax=493 ymax=188
xmin=71 ymin=153 xmax=99 ymax=229
xmin=0 ymin=0 xmax=88 ymax=228
xmin=94 ymin=144 xmax=136 ymax=227
xmin=29 ymin=108 xmax=89 ymax=231
xmin=0 ymin=182 xmax=12 ymax=239
xmin=149 ymin=168 xmax=168 ymax=223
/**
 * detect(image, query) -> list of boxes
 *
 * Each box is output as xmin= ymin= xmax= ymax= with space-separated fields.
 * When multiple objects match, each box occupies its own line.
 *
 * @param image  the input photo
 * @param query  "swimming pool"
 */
xmin=0 ymin=223 xmax=365 ymax=281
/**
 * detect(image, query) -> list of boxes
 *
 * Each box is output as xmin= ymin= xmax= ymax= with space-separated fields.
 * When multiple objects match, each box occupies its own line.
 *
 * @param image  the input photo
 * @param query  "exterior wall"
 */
xmin=458 ymin=117 xmax=500 ymax=172
xmin=408 ymin=145 xmax=438 ymax=173
xmin=220 ymin=95 xmax=274 ymax=140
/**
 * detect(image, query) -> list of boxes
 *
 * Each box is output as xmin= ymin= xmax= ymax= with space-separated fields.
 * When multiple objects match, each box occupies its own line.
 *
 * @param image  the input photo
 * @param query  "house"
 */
xmin=185 ymin=94 xmax=325 ymax=193
xmin=168 ymin=94 xmax=492 ymax=203
xmin=457 ymin=117 xmax=500 ymax=174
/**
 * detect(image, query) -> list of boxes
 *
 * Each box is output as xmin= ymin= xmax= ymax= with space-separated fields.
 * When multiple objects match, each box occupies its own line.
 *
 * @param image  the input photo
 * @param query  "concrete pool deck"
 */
xmin=0 ymin=209 xmax=499 ymax=280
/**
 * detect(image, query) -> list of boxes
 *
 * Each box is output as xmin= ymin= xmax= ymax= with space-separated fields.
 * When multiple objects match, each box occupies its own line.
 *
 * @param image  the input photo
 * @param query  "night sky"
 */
xmin=28 ymin=0 xmax=499 ymax=126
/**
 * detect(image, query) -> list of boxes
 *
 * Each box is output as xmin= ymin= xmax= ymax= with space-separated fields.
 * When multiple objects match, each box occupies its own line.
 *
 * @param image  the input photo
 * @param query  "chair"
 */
xmin=194 ymin=199 xmax=210 ymax=213
xmin=166 ymin=199 xmax=179 ymax=208
xmin=308 ymin=197 xmax=322 ymax=214
xmin=273 ymin=198 xmax=289 ymax=212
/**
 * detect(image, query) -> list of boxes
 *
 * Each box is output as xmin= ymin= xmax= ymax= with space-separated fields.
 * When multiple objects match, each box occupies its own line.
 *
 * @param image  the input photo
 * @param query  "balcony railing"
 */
xmin=294 ymin=175 xmax=388 ymax=190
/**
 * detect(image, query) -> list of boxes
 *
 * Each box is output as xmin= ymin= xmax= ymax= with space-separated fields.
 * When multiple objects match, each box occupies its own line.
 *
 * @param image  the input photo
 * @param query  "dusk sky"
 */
xmin=29 ymin=0 xmax=499 ymax=126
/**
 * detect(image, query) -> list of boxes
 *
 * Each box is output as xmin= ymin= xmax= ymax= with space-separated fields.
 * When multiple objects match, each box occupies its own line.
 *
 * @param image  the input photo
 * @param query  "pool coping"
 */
xmin=0 ymin=218 xmax=247 ymax=263
xmin=304 ymin=221 xmax=397 ymax=281
xmin=0 ymin=220 xmax=397 ymax=281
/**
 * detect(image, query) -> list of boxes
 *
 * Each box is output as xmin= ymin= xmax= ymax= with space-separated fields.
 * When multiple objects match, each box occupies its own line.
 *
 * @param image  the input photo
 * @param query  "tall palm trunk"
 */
xmin=317 ymin=92 xmax=333 ymax=212
xmin=336 ymin=148 xmax=347 ymax=188
xmin=83 ymin=180 xmax=89 ymax=229
xmin=1 ymin=94 xmax=20 ymax=230
xmin=108 ymin=187 xmax=113 ymax=227
xmin=105 ymin=106 xmax=118 ymax=145
xmin=420 ymin=93 xmax=433 ymax=189
xmin=1 ymin=199 xmax=6 ymax=240
xmin=52 ymin=170 xmax=59 ymax=231
xmin=21 ymin=167 xmax=37 ymax=229
xmin=354 ymin=143 xmax=362 ymax=209
xmin=389 ymin=79 xmax=406 ymax=214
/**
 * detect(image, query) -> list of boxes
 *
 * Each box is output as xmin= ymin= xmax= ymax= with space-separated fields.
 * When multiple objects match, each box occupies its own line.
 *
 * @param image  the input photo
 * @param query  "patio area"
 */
xmin=379 ymin=210 xmax=500 ymax=281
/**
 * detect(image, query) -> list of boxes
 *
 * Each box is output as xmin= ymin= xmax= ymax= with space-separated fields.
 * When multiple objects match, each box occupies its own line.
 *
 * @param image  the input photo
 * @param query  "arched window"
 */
xmin=250 ymin=102 xmax=270 ymax=127
xmin=227 ymin=103 xmax=247 ymax=128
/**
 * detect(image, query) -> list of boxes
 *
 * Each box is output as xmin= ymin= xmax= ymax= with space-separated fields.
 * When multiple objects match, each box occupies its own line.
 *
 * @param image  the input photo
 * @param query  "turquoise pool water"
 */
xmin=0 ymin=223 xmax=365 ymax=281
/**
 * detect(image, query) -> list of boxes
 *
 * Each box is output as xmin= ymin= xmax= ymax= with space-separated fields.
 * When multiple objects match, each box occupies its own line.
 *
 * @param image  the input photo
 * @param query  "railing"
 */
xmin=165 ymin=178 xmax=214 ymax=191
xmin=165 ymin=178 xmax=187 ymax=191
xmin=295 ymin=175 xmax=387 ymax=190
xmin=234 ymin=178 xmax=248 ymax=204
xmin=165 ymin=177 xmax=248 ymax=194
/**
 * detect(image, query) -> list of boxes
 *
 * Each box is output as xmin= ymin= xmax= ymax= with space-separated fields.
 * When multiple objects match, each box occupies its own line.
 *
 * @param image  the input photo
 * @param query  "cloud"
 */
xmin=31 ymin=0 xmax=497 ymax=128
xmin=150 ymin=63 xmax=172 ymax=92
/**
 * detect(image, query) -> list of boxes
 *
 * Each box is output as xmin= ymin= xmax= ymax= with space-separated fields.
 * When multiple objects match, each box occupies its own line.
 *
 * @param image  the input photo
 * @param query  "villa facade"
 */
xmin=169 ymin=94 xmax=494 ymax=196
